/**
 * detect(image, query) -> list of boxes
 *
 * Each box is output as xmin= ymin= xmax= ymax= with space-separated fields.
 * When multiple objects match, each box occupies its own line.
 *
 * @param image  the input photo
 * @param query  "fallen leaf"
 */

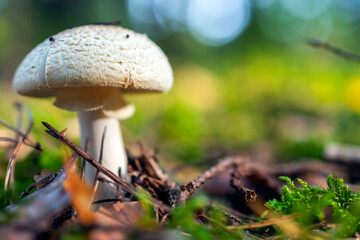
xmin=63 ymin=162 xmax=94 ymax=225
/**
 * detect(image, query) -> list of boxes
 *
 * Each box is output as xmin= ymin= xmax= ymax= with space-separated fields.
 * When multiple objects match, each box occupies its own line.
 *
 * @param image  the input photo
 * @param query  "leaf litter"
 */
xmin=0 ymin=104 xmax=359 ymax=239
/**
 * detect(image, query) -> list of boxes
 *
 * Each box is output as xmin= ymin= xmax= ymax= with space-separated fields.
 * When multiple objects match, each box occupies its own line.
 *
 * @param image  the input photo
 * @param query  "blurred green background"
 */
xmin=1 ymin=0 xmax=360 ymax=193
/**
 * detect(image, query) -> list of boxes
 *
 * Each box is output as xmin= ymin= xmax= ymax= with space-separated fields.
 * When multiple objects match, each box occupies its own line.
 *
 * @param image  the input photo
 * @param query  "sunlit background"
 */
xmin=1 ymin=0 xmax=360 ymax=188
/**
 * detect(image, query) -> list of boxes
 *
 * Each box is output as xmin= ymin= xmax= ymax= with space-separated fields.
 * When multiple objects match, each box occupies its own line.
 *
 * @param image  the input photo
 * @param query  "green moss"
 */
xmin=266 ymin=174 xmax=360 ymax=237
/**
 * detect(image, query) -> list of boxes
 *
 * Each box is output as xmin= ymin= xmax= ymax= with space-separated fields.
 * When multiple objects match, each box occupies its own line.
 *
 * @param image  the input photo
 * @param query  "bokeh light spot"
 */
xmin=127 ymin=0 xmax=171 ymax=39
xmin=186 ymin=0 xmax=251 ymax=46
xmin=345 ymin=78 xmax=360 ymax=114
xmin=153 ymin=0 xmax=188 ymax=31
xmin=254 ymin=0 xmax=275 ymax=9
xmin=173 ymin=65 xmax=220 ymax=111
xmin=280 ymin=0 xmax=330 ymax=20
xmin=0 ymin=0 xmax=6 ymax=11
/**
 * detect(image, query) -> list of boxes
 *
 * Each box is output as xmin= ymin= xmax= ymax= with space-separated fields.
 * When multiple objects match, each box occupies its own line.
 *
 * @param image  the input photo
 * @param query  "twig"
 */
xmin=96 ymin=175 xmax=118 ymax=185
xmin=43 ymin=122 xmax=133 ymax=191
xmin=15 ymin=104 xmax=37 ymax=145
xmin=20 ymin=171 xmax=59 ymax=198
xmin=0 ymin=105 xmax=42 ymax=151
xmin=42 ymin=122 xmax=170 ymax=212
xmin=91 ymin=127 xmax=106 ymax=202
xmin=307 ymin=39 xmax=360 ymax=63
xmin=0 ymin=137 xmax=41 ymax=149
xmin=160 ymin=213 xmax=168 ymax=225
xmin=20 ymin=182 xmax=37 ymax=199
xmin=80 ymin=138 xmax=91 ymax=180
xmin=12 ymin=103 xmax=22 ymax=189
xmin=209 ymin=203 xmax=257 ymax=221
xmin=138 ymin=142 xmax=174 ymax=187
xmin=0 ymin=119 xmax=24 ymax=137
xmin=177 ymin=155 xmax=248 ymax=204
xmin=68 ymin=152 xmax=79 ymax=166
xmin=197 ymin=214 xmax=246 ymax=239
xmin=4 ymin=138 xmax=24 ymax=191
xmin=226 ymin=214 xmax=298 ymax=230
xmin=5 ymin=105 xmax=36 ymax=191
xmin=14 ymin=102 xmax=23 ymax=140
xmin=92 ymin=198 xmax=122 ymax=205
xmin=231 ymin=167 xmax=257 ymax=202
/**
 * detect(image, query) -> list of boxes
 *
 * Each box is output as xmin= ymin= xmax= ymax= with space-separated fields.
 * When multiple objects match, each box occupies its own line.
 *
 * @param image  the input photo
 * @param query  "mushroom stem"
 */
xmin=78 ymin=109 xmax=127 ymax=199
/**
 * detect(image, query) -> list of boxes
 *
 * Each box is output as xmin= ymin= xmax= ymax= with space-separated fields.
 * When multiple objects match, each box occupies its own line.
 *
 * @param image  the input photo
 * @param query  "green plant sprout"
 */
xmin=266 ymin=174 xmax=360 ymax=237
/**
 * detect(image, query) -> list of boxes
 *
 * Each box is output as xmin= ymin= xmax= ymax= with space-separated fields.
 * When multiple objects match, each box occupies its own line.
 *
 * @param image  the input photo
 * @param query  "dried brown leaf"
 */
xmin=63 ymin=163 xmax=94 ymax=225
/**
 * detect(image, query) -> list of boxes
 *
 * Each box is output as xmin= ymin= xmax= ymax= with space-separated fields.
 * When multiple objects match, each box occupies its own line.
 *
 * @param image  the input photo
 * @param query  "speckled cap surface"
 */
xmin=13 ymin=25 xmax=174 ymax=98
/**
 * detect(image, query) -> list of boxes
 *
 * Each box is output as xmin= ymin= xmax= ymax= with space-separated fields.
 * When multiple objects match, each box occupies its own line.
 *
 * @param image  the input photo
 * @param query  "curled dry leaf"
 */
xmin=63 ymin=162 xmax=94 ymax=225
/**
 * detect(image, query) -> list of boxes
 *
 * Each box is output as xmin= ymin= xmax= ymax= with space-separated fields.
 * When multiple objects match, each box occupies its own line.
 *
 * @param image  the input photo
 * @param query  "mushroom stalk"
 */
xmin=78 ymin=109 xmax=127 ymax=198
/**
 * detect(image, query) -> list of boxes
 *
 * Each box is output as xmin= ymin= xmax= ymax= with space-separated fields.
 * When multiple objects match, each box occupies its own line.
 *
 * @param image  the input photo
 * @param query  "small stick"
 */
xmin=307 ymin=39 xmax=360 ymax=63
xmin=14 ymin=102 xmax=23 ymax=140
xmin=20 ymin=171 xmax=59 ymax=198
xmin=160 ymin=213 xmax=168 ymax=225
xmin=11 ymin=103 xmax=22 ymax=190
xmin=198 ymin=214 xmax=245 ymax=239
xmin=96 ymin=175 xmax=118 ymax=185
xmin=210 ymin=203 xmax=257 ymax=221
xmin=0 ymin=104 xmax=42 ymax=151
xmin=226 ymin=214 xmax=297 ymax=230
xmin=80 ymin=138 xmax=91 ymax=180
xmin=5 ymin=105 xmax=37 ymax=190
xmin=42 ymin=122 xmax=170 ymax=212
xmin=177 ymin=155 xmax=248 ymax=204
xmin=20 ymin=182 xmax=37 ymax=198
xmin=0 ymin=118 xmax=42 ymax=151
xmin=42 ymin=121 xmax=133 ymax=192
xmin=0 ymin=118 xmax=24 ymax=136
xmin=231 ymin=167 xmax=257 ymax=202
xmin=0 ymin=137 xmax=42 ymax=150
xmin=92 ymin=198 xmax=122 ymax=205
xmin=138 ymin=142 xmax=172 ymax=185
xmin=91 ymin=127 xmax=106 ymax=202
xmin=4 ymin=138 xmax=26 ymax=190
xmin=13 ymin=102 xmax=23 ymax=195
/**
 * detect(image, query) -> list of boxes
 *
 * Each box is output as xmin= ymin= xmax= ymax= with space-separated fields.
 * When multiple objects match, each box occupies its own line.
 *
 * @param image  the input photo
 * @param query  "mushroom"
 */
xmin=12 ymin=25 xmax=173 ymax=199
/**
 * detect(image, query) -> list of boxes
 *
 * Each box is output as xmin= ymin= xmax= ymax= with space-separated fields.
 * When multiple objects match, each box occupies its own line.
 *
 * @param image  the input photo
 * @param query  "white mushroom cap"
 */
xmin=12 ymin=25 xmax=173 ymax=117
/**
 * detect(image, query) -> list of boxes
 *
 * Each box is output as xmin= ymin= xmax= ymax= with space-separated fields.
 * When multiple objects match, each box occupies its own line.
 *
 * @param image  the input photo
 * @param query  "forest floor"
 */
xmin=0 ymin=116 xmax=359 ymax=240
